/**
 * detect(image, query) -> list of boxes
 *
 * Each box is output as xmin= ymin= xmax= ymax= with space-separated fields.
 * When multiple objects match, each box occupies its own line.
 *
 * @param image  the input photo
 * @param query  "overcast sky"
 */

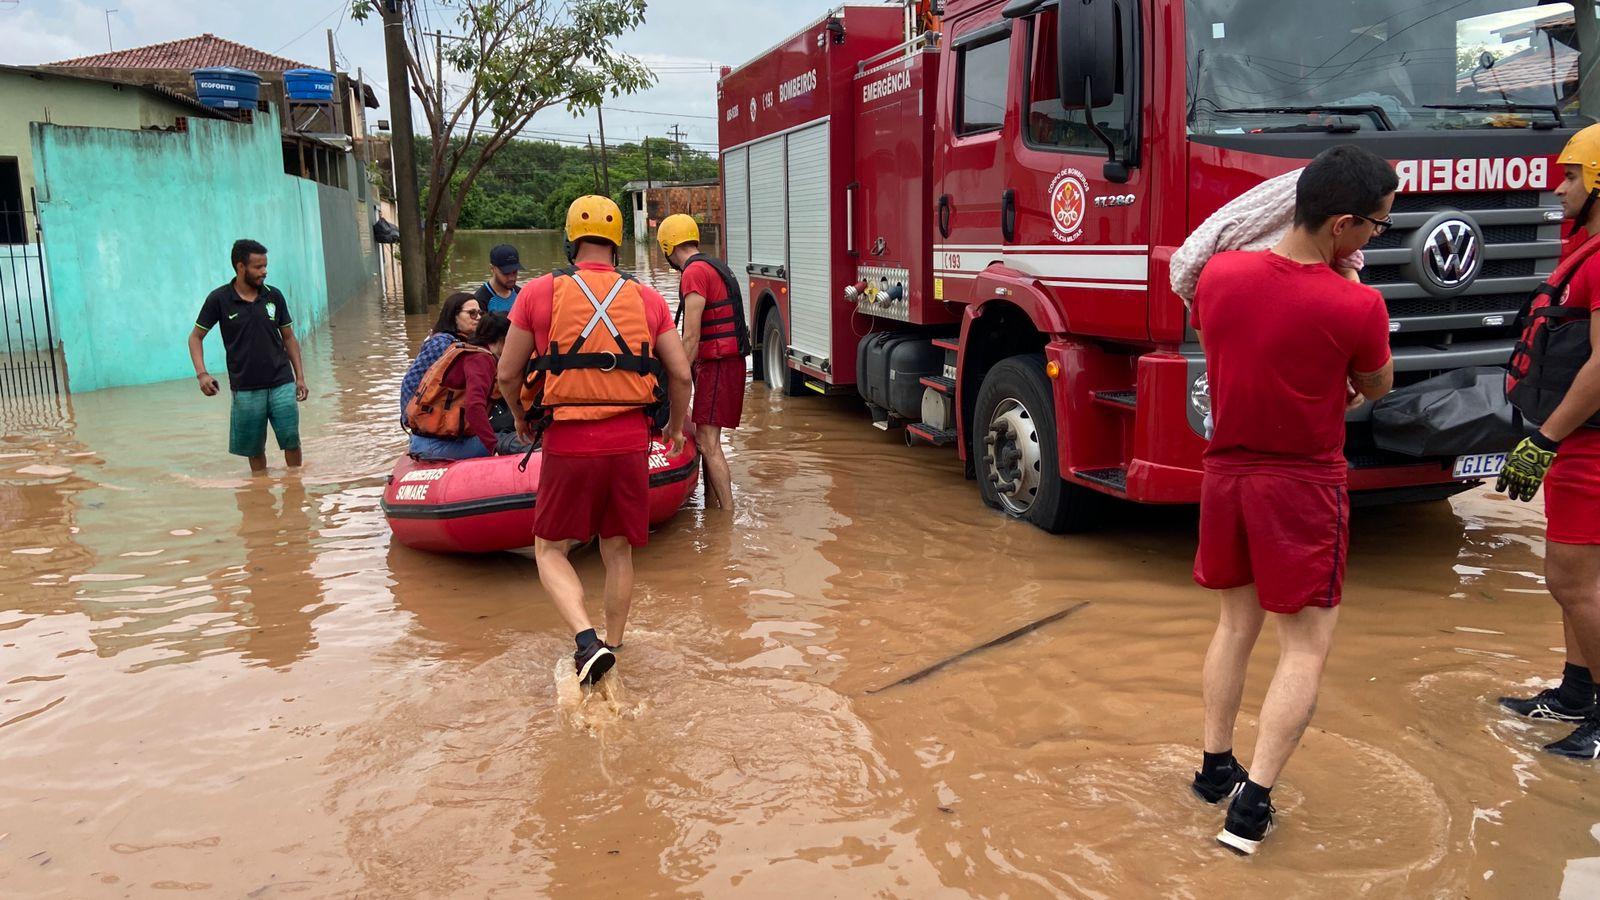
xmin=0 ymin=0 xmax=837 ymax=153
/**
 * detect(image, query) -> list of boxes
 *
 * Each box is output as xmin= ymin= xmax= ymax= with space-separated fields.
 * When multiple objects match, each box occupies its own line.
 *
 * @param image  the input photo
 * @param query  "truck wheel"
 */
xmin=761 ymin=315 xmax=803 ymax=397
xmin=972 ymin=354 xmax=1096 ymax=534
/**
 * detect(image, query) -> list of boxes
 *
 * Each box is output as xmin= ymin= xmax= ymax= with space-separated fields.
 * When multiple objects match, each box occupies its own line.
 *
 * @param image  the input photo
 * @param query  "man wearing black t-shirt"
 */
xmin=187 ymin=239 xmax=309 ymax=474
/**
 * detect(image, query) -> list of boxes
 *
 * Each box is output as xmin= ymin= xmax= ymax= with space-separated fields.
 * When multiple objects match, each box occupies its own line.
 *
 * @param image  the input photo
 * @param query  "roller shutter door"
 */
xmin=748 ymin=138 xmax=786 ymax=266
xmin=722 ymin=147 xmax=750 ymax=289
xmin=785 ymin=122 xmax=831 ymax=366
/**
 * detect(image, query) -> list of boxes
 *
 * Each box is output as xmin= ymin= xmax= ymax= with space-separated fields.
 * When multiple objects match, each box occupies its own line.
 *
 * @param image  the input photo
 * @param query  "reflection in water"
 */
xmin=0 ymin=235 xmax=1588 ymax=896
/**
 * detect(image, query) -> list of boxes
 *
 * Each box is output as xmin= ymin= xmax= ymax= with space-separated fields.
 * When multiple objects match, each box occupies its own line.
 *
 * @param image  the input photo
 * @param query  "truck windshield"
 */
xmin=1186 ymin=0 xmax=1597 ymax=133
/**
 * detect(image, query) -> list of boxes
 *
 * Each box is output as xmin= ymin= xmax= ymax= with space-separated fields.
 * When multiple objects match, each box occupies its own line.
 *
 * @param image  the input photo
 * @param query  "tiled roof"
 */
xmin=1459 ymin=43 xmax=1579 ymax=97
xmin=45 ymin=34 xmax=312 ymax=72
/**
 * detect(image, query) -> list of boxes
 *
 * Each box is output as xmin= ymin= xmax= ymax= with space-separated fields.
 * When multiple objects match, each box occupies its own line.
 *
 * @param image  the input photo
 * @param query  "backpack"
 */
xmin=405 ymin=342 xmax=493 ymax=439
xmin=1507 ymin=231 xmax=1600 ymax=429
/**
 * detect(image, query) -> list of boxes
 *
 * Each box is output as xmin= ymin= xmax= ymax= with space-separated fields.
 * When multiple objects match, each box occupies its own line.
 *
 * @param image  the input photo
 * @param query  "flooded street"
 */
xmin=3 ymin=232 xmax=1598 ymax=898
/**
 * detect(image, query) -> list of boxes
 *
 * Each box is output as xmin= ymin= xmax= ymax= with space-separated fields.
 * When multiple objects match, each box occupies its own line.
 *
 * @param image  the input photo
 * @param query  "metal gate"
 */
xmin=0 ymin=188 xmax=62 ymax=402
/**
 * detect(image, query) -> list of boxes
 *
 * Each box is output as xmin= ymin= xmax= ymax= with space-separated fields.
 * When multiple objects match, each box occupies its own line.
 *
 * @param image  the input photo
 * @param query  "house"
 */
xmin=44 ymin=34 xmax=382 ymax=191
xmin=622 ymin=178 xmax=723 ymax=243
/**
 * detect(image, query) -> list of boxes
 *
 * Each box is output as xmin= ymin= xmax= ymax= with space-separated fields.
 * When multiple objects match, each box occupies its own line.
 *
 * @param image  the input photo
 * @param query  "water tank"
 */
xmin=284 ymin=68 xmax=336 ymax=102
xmin=191 ymin=66 xmax=261 ymax=109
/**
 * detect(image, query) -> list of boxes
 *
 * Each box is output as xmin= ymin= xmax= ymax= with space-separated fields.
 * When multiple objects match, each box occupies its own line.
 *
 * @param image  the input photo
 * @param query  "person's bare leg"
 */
xmin=1550 ymin=544 xmax=1600 ymax=675
xmin=1247 ymin=605 xmax=1340 ymax=788
xmin=598 ymin=536 xmax=635 ymax=646
xmin=534 ymin=538 xmax=592 ymax=634
xmin=696 ymin=424 xmax=733 ymax=509
xmin=1203 ymin=586 xmax=1267 ymax=754
xmin=248 ymin=454 xmax=269 ymax=475
xmin=285 ymin=449 xmax=303 ymax=468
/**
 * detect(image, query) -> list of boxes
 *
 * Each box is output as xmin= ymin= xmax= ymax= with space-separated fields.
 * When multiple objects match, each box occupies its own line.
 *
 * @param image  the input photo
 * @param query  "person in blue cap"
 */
xmin=476 ymin=244 xmax=522 ymax=314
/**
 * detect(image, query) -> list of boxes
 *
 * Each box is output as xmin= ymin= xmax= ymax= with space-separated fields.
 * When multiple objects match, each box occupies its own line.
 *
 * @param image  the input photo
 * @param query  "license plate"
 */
xmin=1453 ymin=452 xmax=1507 ymax=479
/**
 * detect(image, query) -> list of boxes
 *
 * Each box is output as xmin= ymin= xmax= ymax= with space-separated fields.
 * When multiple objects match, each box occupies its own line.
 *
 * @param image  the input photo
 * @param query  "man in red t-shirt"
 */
xmin=1493 ymin=125 xmax=1600 ymax=759
xmin=1189 ymin=146 xmax=1396 ymax=855
xmin=497 ymin=197 xmax=692 ymax=688
xmin=659 ymin=214 xmax=748 ymax=510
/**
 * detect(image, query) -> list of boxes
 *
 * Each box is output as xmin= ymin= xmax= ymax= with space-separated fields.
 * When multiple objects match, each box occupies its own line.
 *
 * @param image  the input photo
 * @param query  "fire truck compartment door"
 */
xmin=785 ymin=121 xmax=833 ymax=367
xmin=748 ymin=139 xmax=787 ymax=268
xmin=723 ymin=147 xmax=751 ymax=292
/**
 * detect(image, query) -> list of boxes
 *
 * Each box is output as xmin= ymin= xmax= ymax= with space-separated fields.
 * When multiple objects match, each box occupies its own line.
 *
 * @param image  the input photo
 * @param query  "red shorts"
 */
xmin=1547 ymin=429 xmax=1600 ymax=545
xmin=692 ymin=356 xmax=747 ymax=429
xmin=533 ymin=450 xmax=650 ymax=547
xmin=1194 ymin=471 xmax=1350 ymax=614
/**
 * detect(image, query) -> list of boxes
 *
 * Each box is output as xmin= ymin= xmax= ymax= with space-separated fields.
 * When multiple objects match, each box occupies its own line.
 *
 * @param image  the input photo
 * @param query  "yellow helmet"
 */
xmin=1558 ymin=123 xmax=1600 ymax=194
xmin=565 ymin=195 xmax=624 ymax=247
xmin=658 ymin=213 xmax=701 ymax=258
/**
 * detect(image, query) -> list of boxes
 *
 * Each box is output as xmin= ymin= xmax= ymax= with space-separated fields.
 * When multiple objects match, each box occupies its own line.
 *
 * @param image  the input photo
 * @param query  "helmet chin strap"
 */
xmin=1579 ymin=188 xmax=1600 ymax=235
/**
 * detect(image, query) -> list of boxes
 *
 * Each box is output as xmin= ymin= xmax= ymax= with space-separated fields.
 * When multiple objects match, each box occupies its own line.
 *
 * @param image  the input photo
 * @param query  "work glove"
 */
xmin=1495 ymin=432 xmax=1560 ymax=502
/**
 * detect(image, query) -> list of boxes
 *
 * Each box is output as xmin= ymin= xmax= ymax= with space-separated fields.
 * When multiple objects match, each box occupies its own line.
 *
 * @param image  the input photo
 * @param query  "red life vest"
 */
xmin=1507 ymin=230 xmax=1600 ymax=429
xmin=677 ymin=255 xmax=751 ymax=361
xmin=406 ymin=342 xmax=494 ymax=438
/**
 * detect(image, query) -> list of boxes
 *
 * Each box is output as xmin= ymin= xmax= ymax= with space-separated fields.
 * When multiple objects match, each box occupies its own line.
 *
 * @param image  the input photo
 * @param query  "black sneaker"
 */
xmin=1217 ymin=794 xmax=1274 ymax=856
xmin=1192 ymin=760 xmax=1249 ymax=804
xmin=1499 ymin=688 xmax=1596 ymax=722
xmin=1544 ymin=718 xmax=1600 ymax=760
xmin=574 ymin=642 xmax=615 ymax=686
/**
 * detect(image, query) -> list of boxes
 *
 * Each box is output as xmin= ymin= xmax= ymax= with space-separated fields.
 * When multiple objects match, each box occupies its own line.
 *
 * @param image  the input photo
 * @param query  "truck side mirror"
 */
xmin=1057 ymin=0 xmax=1116 ymax=110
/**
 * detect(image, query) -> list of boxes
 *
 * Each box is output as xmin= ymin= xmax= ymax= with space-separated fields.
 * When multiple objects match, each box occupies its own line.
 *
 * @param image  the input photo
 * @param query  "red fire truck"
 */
xmin=717 ymin=0 xmax=1586 ymax=532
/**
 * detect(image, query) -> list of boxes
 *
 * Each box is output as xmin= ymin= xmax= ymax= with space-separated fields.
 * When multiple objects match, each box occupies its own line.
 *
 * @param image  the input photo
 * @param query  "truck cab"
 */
xmin=718 ymin=0 xmax=1592 ymax=532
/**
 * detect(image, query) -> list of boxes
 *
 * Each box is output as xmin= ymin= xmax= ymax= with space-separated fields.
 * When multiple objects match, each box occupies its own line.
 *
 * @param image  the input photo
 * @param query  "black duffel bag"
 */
xmin=1371 ymin=365 xmax=1529 ymax=457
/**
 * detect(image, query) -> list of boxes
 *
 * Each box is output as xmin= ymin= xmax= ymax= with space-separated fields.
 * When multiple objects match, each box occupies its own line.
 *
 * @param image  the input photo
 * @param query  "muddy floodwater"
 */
xmin=4 ymin=232 xmax=1600 ymax=897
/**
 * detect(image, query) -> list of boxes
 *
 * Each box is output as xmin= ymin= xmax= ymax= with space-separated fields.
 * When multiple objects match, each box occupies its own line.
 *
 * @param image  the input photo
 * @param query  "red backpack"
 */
xmin=1507 ymin=231 xmax=1600 ymax=429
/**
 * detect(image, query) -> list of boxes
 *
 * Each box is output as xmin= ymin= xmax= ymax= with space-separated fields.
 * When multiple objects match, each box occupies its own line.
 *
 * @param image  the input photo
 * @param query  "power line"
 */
xmin=605 ymin=104 xmax=717 ymax=121
xmin=272 ymin=0 xmax=348 ymax=55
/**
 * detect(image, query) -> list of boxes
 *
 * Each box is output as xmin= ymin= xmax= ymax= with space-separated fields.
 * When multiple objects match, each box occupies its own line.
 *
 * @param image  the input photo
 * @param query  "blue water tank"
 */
xmin=284 ymin=68 xmax=336 ymax=102
xmin=191 ymin=66 xmax=261 ymax=109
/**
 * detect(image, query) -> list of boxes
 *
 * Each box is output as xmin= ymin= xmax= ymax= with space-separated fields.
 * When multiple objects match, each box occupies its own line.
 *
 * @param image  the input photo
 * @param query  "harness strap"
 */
xmin=529 ymin=351 xmax=662 ymax=375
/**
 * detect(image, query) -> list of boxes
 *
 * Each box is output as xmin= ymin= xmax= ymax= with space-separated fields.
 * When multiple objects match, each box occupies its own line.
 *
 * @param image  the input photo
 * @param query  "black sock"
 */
xmin=1558 ymin=663 xmax=1596 ymax=707
xmin=1201 ymin=750 xmax=1235 ymax=777
xmin=1238 ymin=779 xmax=1271 ymax=808
xmin=575 ymin=628 xmax=599 ymax=652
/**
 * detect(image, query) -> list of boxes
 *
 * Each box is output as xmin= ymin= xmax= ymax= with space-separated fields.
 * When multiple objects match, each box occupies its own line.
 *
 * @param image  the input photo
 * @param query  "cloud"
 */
xmin=1 ymin=0 xmax=846 ymax=152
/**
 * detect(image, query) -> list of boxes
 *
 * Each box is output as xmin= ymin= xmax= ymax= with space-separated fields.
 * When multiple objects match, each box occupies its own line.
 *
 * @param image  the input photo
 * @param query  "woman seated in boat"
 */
xmin=400 ymin=291 xmax=482 ymax=428
xmin=404 ymin=311 xmax=513 ymax=461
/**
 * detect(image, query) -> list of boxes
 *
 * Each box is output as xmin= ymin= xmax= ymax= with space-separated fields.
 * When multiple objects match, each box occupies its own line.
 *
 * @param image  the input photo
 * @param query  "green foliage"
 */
xmin=418 ymin=134 xmax=719 ymax=231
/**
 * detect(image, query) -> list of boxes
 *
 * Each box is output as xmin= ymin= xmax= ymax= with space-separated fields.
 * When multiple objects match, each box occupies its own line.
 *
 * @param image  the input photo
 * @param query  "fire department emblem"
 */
xmin=1049 ymin=168 xmax=1089 ymax=242
xmin=750 ymin=98 xmax=757 ymax=122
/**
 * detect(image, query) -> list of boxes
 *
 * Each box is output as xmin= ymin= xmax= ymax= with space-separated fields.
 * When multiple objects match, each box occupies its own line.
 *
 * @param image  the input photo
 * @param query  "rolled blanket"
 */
xmin=1170 ymin=168 xmax=1364 ymax=302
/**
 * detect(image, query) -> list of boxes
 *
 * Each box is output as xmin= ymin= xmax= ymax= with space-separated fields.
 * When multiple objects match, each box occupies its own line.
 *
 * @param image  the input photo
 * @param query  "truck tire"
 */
xmin=972 ymin=354 xmax=1097 ymax=534
xmin=761 ymin=314 xmax=803 ymax=397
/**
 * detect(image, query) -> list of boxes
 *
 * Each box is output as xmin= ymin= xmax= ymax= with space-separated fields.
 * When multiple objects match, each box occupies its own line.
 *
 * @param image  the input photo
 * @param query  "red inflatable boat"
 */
xmin=382 ymin=435 xmax=699 ymax=553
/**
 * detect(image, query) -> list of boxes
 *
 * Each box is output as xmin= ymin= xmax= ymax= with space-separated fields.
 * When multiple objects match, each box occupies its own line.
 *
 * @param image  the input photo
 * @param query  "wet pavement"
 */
xmin=1 ymin=232 xmax=1598 ymax=897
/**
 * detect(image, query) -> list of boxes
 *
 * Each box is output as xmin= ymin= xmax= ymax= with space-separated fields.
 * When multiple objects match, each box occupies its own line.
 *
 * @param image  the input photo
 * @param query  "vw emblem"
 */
xmin=1421 ymin=218 xmax=1480 ymax=289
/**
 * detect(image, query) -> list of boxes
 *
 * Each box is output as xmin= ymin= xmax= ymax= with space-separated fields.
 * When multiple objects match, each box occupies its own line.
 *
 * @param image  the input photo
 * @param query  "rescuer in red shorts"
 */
xmin=1494 ymin=125 xmax=1600 ymax=759
xmin=497 ymin=196 xmax=692 ymax=689
xmin=1188 ymin=146 xmax=1397 ymax=855
xmin=658 ymin=214 xmax=751 ymax=510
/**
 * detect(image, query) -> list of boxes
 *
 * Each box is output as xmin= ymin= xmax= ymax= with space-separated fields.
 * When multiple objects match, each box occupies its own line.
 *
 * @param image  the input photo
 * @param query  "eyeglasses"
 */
xmin=1348 ymin=212 xmax=1393 ymax=236
xmin=464 ymin=309 xmax=483 ymax=319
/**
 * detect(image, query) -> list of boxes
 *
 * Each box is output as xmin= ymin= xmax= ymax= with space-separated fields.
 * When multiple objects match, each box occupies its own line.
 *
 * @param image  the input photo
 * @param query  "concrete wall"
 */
xmin=31 ymin=107 xmax=372 ymax=393
xmin=0 ymin=68 xmax=198 ymax=204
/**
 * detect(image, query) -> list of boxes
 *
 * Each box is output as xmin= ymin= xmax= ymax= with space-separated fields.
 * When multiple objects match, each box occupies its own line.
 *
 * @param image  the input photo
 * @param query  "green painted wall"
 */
xmin=0 ymin=68 xmax=197 ymax=204
xmin=31 ymin=108 xmax=373 ymax=393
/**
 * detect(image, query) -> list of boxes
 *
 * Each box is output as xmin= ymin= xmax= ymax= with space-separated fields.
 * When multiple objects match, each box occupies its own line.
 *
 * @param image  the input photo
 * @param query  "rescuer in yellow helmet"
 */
xmin=496 ymin=195 xmax=693 ymax=688
xmin=660 ymin=213 xmax=752 ymax=511
xmin=1495 ymin=123 xmax=1600 ymax=758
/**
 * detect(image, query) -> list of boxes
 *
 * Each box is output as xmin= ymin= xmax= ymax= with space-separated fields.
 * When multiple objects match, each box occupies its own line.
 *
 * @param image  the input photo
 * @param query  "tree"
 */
xmin=355 ymin=0 xmax=653 ymax=304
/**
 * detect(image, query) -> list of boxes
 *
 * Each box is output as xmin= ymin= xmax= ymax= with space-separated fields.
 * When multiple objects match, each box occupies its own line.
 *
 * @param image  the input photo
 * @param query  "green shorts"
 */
xmin=230 ymin=382 xmax=300 ymax=457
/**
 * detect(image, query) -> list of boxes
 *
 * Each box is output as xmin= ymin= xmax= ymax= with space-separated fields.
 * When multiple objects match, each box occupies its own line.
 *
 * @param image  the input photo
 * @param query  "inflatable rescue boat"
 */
xmin=382 ymin=435 xmax=699 ymax=553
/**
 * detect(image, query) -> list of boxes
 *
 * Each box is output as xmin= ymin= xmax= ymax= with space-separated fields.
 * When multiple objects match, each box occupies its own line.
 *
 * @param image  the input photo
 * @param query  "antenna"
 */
xmin=103 ymin=8 xmax=117 ymax=50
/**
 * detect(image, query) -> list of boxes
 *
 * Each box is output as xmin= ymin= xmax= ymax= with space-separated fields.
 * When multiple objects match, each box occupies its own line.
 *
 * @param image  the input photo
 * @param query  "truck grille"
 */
xmin=1357 ymin=189 xmax=1560 ymax=385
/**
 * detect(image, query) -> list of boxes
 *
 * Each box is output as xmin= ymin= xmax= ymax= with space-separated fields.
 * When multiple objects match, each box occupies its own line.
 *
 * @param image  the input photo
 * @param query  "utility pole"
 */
xmin=587 ymin=136 xmax=601 ymax=193
xmin=380 ymin=0 xmax=427 ymax=314
xmin=326 ymin=29 xmax=344 ymax=137
xmin=595 ymin=100 xmax=611 ymax=196
xmin=644 ymin=137 xmax=653 ymax=189
xmin=420 ymin=30 xmax=446 ymax=128
xmin=667 ymin=123 xmax=687 ymax=179
xmin=103 ymin=8 xmax=117 ymax=51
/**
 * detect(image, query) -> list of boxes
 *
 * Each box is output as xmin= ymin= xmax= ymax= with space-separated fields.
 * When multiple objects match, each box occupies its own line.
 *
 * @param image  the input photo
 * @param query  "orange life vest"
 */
xmin=406 ymin=342 xmax=495 ymax=438
xmin=521 ymin=267 xmax=662 ymax=423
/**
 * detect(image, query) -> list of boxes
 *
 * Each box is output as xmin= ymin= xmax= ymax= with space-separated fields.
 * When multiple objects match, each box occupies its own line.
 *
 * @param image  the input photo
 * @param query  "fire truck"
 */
xmin=716 ymin=0 xmax=1588 ymax=532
